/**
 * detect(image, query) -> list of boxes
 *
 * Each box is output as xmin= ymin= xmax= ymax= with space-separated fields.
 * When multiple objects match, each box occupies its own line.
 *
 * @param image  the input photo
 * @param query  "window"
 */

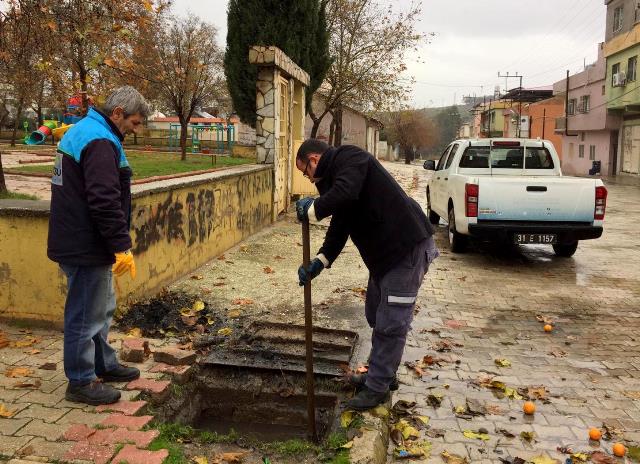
xmin=628 ymin=56 xmax=638 ymax=82
xmin=444 ymin=144 xmax=459 ymax=169
xmin=612 ymin=62 xmax=621 ymax=86
xmin=458 ymin=147 xmax=554 ymax=170
xmin=579 ymin=95 xmax=590 ymax=113
xmin=568 ymin=99 xmax=577 ymax=115
xmin=581 ymin=132 xmax=586 ymax=142
xmin=579 ymin=145 xmax=585 ymax=158
xmin=602 ymin=85 xmax=606 ymax=95
xmin=614 ymin=6 xmax=624 ymax=33
xmin=437 ymin=146 xmax=451 ymax=170
xmin=589 ymin=145 xmax=596 ymax=161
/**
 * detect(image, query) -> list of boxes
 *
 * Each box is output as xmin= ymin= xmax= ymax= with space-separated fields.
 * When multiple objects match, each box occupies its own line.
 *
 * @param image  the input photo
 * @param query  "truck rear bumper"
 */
xmin=468 ymin=221 xmax=603 ymax=243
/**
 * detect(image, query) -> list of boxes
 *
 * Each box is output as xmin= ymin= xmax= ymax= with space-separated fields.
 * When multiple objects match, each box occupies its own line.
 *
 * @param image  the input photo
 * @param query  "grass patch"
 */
xmin=266 ymin=438 xmax=319 ymax=455
xmin=198 ymin=428 xmax=239 ymax=444
xmin=0 ymin=190 xmax=39 ymax=200
xmin=6 ymin=150 xmax=253 ymax=180
xmin=148 ymin=436 xmax=188 ymax=464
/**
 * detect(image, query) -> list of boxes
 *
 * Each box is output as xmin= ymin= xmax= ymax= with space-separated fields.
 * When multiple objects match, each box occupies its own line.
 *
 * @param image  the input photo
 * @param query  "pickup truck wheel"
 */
xmin=427 ymin=191 xmax=440 ymax=224
xmin=447 ymin=207 xmax=467 ymax=253
xmin=553 ymin=242 xmax=578 ymax=257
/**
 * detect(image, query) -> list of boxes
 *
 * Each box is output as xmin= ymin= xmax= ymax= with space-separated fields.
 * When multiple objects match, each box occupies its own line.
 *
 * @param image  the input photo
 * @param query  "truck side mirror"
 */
xmin=423 ymin=160 xmax=436 ymax=170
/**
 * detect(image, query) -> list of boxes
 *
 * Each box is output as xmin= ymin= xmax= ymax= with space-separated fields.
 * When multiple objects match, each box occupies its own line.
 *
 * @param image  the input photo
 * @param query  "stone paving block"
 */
xmin=111 ymin=445 xmax=168 ymax=464
xmin=17 ymin=390 xmax=62 ymax=408
xmin=0 ymin=387 xmax=29 ymax=402
xmin=63 ymin=424 xmax=96 ymax=441
xmin=95 ymin=400 xmax=147 ymax=416
xmin=56 ymin=409 xmax=110 ymax=426
xmin=14 ymin=404 xmax=69 ymax=423
xmin=120 ymin=339 xmax=150 ymax=363
xmin=152 ymin=348 xmax=196 ymax=366
xmin=125 ymin=378 xmax=170 ymax=402
xmin=100 ymin=414 xmax=153 ymax=431
xmin=63 ymin=442 xmax=115 ymax=464
xmin=0 ymin=435 xmax=33 ymax=457
xmin=0 ymin=417 xmax=31 ymax=436
xmin=14 ymin=419 xmax=64 ymax=442
xmin=107 ymin=428 xmax=159 ymax=448
xmin=18 ymin=437 xmax=70 ymax=461
xmin=148 ymin=363 xmax=192 ymax=384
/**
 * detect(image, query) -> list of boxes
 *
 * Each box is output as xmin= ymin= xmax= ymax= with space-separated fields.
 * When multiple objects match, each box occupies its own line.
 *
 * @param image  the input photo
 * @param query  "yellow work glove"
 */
xmin=112 ymin=250 xmax=136 ymax=279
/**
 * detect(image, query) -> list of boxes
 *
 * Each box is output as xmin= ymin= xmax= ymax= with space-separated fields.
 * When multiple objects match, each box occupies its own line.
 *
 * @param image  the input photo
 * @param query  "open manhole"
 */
xmin=154 ymin=322 xmax=359 ymax=442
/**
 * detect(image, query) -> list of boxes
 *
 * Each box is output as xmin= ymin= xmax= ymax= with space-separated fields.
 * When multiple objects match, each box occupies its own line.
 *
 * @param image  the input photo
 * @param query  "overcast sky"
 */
xmin=172 ymin=0 xmax=606 ymax=109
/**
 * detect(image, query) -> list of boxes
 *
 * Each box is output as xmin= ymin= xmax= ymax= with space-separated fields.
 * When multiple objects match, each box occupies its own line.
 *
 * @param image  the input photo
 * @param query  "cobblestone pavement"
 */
xmin=1 ymin=161 xmax=639 ymax=463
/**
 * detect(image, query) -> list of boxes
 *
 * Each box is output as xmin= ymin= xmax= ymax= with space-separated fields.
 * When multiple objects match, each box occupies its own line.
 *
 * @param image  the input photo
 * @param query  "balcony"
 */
xmin=555 ymin=118 xmax=566 ymax=132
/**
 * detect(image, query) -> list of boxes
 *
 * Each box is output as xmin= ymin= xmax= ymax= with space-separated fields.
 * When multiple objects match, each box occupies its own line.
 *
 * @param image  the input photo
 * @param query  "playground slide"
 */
xmin=25 ymin=121 xmax=72 ymax=145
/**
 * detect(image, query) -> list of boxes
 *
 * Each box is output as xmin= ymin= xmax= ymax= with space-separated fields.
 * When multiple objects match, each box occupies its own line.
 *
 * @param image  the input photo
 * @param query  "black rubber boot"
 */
xmin=349 ymin=373 xmax=399 ymax=391
xmin=65 ymin=381 xmax=121 ymax=406
xmin=98 ymin=364 xmax=140 ymax=383
xmin=345 ymin=386 xmax=389 ymax=411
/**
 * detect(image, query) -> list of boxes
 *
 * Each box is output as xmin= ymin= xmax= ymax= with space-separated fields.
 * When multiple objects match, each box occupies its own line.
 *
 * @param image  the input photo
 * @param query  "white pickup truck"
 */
xmin=423 ymin=138 xmax=607 ymax=257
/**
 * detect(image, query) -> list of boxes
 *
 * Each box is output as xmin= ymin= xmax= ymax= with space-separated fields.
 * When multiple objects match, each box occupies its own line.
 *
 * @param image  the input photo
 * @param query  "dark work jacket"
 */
xmin=47 ymin=108 xmax=132 ymax=266
xmin=313 ymin=145 xmax=434 ymax=279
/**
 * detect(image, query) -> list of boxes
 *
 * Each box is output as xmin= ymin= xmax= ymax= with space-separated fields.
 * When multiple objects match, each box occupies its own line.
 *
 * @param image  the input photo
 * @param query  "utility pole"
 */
xmin=498 ymin=72 xmax=524 ymax=137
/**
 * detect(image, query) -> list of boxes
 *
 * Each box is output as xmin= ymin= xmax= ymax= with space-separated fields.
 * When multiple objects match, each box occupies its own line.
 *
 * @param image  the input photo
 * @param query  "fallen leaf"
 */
xmin=496 ymin=428 xmax=515 ymax=438
xmin=404 ymin=361 xmax=426 ymax=377
xmin=394 ymin=419 xmax=420 ymax=440
xmin=12 ymin=336 xmax=40 ymax=348
xmin=390 ymin=428 xmax=403 ymax=445
xmin=549 ymin=350 xmax=567 ymax=358
xmin=536 ymin=315 xmax=553 ymax=324
xmin=221 ymin=452 xmax=248 ymax=463
xmin=495 ymin=358 xmax=511 ymax=368
xmin=571 ymin=453 xmax=589 ymax=462
xmin=38 ymin=362 xmax=56 ymax=371
xmin=442 ymin=450 xmax=469 ymax=464
xmin=530 ymin=456 xmax=559 ymax=464
xmin=25 ymin=349 xmax=41 ymax=355
xmin=227 ymin=310 xmax=242 ymax=318
xmin=503 ymin=387 xmax=523 ymax=400
xmin=0 ymin=403 xmax=16 ymax=417
xmin=591 ymin=452 xmax=617 ymax=464
xmin=274 ymin=255 xmax=284 ymax=260
xmin=192 ymin=300 xmax=205 ymax=312
xmin=415 ymin=415 xmax=430 ymax=426
xmin=13 ymin=379 xmax=41 ymax=389
xmin=192 ymin=457 xmax=208 ymax=464
xmin=225 ymin=261 xmax=235 ymax=264
xmin=232 ymin=298 xmax=254 ymax=306
xmin=427 ymin=394 xmax=443 ymax=408
xmin=520 ymin=431 xmax=536 ymax=442
xmin=392 ymin=400 xmax=417 ymax=416
xmin=181 ymin=315 xmax=197 ymax=327
xmin=217 ymin=255 xmax=226 ymax=260
xmin=356 ymin=365 xmax=368 ymax=373
xmin=499 ymin=458 xmax=526 ymax=464
xmin=393 ymin=439 xmax=431 ymax=459
xmin=213 ymin=282 xmax=226 ymax=287
xmin=190 ymin=274 xmax=204 ymax=280
xmin=126 ymin=328 xmax=142 ymax=338
xmin=5 ymin=367 xmax=32 ymax=378
xmin=426 ymin=428 xmax=445 ymax=438
xmin=341 ymin=410 xmax=354 ymax=428
xmin=263 ymin=266 xmax=274 ymax=274
xmin=463 ymin=430 xmax=490 ymax=441
xmin=180 ymin=307 xmax=196 ymax=317
xmin=341 ymin=440 xmax=353 ymax=449
xmin=623 ymin=391 xmax=640 ymax=400
xmin=217 ymin=327 xmax=232 ymax=336
xmin=371 ymin=404 xmax=389 ymax=418
xmin=602 ymin=422 xmax=623 ymax=440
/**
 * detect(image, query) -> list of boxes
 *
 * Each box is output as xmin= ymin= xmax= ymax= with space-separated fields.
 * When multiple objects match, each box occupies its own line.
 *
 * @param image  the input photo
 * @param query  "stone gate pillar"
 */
xmin=249 ymin=46 xmax=309 ymax=218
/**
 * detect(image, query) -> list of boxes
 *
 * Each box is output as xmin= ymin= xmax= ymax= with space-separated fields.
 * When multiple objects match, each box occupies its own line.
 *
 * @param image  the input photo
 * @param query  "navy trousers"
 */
xmin=364 ymin=236 xmax=439 ymax=393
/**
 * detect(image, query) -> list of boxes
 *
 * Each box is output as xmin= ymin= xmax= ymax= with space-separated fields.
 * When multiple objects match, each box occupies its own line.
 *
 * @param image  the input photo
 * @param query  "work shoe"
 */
xmin=65 ymin=380 xmax=121 ymax=405
xmin=98 ymin=364 xmax=140 ymax=383
xmin=345 ymin=386 xmax=389 ymax=411
xmin=349 ymin=373 xmax=399 ymax=391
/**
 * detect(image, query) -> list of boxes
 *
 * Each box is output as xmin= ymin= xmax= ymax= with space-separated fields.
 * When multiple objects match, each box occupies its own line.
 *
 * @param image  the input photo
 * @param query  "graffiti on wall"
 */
xmin=132 ymin=172 xmax=273 ymax=254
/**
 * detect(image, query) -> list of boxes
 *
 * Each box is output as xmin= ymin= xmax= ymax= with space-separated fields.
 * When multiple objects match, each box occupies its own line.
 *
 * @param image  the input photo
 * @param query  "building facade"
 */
xmin=604 ymin=0 xmax=640 ymax=175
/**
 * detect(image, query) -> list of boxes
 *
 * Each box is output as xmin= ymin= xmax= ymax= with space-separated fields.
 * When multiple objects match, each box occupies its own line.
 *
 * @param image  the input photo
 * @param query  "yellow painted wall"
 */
xmin=0 ymin=166 xmax=273 ymax=324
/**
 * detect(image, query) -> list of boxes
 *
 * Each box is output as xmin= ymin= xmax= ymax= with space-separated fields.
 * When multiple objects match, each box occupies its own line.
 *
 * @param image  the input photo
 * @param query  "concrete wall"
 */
xmin=0 ymin=165 xmax=273 ymax=324
xmin=606 ymin=42 xmax=640 ymax=110
xmin=561 ymin=130 xmax=615 ymax=176
xmin=523 ymin=96 xmax=565 ymax=158
xmin=305 ymin=98 xmax=368 ymax=148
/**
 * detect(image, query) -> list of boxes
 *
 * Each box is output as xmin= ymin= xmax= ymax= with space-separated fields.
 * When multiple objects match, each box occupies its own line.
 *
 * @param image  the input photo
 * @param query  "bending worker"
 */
xmin=295 ymin=139 xmax=439 ymax=411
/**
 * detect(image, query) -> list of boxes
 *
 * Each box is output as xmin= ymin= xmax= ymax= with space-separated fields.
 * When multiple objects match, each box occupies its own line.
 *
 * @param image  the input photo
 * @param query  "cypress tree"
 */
xmin=225 ymin=0 xmax=330 ymax=126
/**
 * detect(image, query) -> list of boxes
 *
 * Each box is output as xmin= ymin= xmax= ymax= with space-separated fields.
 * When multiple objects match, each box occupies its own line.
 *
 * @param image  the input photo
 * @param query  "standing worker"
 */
xmin=295 ymin=139 xmax=439 ymax=411
xmin=48 ymin=86 xmax=150 ymax=405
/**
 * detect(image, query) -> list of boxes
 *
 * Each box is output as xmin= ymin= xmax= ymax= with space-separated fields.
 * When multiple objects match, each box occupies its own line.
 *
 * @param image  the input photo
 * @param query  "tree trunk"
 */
xmin=328 ymin=117 xmax=336 ymax=146
xmin=10 ymin=99 xmax=24 ymax=147
xmin=333 ymin=104 xmax=343 ymax=147
xmin=179 ymin=121 xmax=188 ymax=161
xmin=0 ymin=150 xmax=7 ymax=194
xmin=309 ymin=109 xmax=325 ymax=139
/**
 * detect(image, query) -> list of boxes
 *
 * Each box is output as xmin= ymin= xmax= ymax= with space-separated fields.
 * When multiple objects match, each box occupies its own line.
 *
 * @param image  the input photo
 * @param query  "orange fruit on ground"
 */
xmin=523 ymin=401 xmax=536 ymax=415
xmin=613 ymin=443 xmax=626 ymax=457
xmin=589 ymin=428 xmax=602 ymax=441
xmin=544 ymin=324 xmax=553 ymax=332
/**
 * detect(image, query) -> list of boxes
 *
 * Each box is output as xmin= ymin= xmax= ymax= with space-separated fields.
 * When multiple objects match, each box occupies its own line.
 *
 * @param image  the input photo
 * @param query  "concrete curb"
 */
xmin=347 ymin=404 xmax=391 ymax=464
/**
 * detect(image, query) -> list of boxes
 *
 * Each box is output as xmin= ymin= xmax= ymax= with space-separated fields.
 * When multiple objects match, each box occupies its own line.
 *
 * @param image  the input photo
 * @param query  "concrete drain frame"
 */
xmin=155 ymin=322 xmax=359 ymax=443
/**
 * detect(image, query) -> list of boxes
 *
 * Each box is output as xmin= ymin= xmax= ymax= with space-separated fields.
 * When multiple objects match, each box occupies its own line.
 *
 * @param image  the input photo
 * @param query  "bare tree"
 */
xmin=310 ymin=0 xmax=427 ymax=146
xmin=383 ymin=108 xmax=438 ymax=164
xmin=130 ymin=15 xmax=225 ymax=160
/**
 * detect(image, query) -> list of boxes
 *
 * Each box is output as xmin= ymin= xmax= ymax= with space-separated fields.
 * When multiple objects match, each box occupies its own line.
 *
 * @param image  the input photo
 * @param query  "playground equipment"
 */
xmin=24 ymin=120 xmax=73 ymax=145
xmin=168 ymin=122 xmax=235 ymax=154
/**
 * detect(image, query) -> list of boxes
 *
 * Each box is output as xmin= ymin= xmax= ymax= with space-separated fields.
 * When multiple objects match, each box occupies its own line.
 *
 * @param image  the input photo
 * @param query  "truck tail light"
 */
xmin=594 ymin=186 xmax=607 ymax=220
xmin=465 ymin=183 xmax=479 ymax=217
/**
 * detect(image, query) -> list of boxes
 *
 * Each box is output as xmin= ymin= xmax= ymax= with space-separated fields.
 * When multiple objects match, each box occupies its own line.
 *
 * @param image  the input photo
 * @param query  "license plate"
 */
xmin=514 ymin=233 xmax=557 ymax=244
